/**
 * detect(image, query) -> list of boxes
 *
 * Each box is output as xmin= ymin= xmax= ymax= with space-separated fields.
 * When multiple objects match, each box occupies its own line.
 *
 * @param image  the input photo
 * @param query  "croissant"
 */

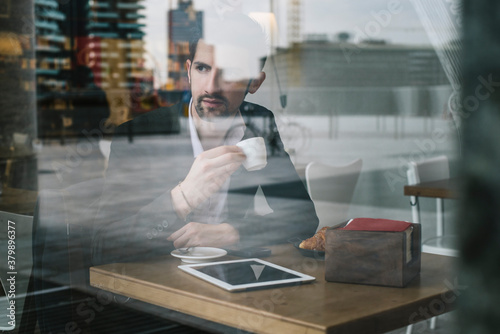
xmin=299 ymin=226 xmax=329 ymax=252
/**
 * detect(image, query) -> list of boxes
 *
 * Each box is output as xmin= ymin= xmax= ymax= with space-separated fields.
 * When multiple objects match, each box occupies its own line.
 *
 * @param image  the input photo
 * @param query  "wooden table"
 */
xmin=90 ymin=244 xmax=457 ymax=334
xmin=404 ymin=178 xmax=460 ymax=199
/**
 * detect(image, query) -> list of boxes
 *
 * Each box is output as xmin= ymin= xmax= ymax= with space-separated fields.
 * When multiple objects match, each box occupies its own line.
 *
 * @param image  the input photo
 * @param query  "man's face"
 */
xmin=186 ymin=40 xmax=264 ymax=122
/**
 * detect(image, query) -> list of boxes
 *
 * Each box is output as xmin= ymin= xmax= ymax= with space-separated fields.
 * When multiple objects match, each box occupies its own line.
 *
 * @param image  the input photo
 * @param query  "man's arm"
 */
xmin=92 ymin=105 xmax=191 ymax=264
xmin=225 ymin=106 xmax=319 ymax=247
xmin=92 ymin=139 xmax=185 ymax=264
xmin=171 ymin=145 xmax=246 ymax=220
xmin=92 ymin=124 xmax=246 ymax=263
xmin=227 ymin=156 xmax=319 ymax=248
xmin=167 ymin=222 xmax=240 ymax=248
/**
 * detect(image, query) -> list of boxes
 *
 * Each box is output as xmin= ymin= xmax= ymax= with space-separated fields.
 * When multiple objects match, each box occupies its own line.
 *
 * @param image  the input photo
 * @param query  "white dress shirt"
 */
xmin=187 ymin=99 xmax=245 ymax=224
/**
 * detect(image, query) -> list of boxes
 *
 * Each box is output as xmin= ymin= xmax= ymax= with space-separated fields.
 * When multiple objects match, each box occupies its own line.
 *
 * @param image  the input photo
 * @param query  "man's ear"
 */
xmin=186 ymin=59 xmax=192 ymax=83
xmin=247 ymin=71 xmax=266 ymax=94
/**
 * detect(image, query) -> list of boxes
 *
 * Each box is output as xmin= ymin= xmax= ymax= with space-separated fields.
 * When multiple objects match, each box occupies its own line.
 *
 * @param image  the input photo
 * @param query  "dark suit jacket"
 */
xmin=92 ymin=101 xmax=318 ymax=264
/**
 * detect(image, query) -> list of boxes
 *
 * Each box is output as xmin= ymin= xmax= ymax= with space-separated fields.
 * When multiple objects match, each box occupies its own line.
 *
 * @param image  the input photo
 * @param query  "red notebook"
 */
xmin=339 ymin=218 xmax=412 ymax=232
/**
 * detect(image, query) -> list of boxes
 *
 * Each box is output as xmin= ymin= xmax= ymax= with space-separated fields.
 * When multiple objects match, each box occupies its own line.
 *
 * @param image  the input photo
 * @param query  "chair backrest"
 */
xmin=407 ymin=155 xmax=449 ymax=185
xmin=0 ymin=277 xmax=15 ymax=331
xmin=32 ymin=179 xmax=103 ymax=333
xmin=305 ymin=159 xmax=362 ymax=230
xmin=31 ymin=179 xmax=185 ymax=334
xmin=406 ymin=155 xmax=449 ymax=227
xmin=0 ymin=211 xmax=33 ymax=332
xmin=99 ymin=139 xmax=112 ymax=170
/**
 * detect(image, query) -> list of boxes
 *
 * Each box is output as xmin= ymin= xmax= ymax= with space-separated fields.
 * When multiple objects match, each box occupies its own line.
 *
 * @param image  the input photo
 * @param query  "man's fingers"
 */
xmin=207 ymin=151 xmax=246 ymax=169
xmin=169 ymin=223 xmax=239 ymax=248
xmin=173 ymin=235 xmax=189 ymax=249
xmin=169 ymin=223 xmax=203 ymax=248
xmin=170 ymin=228 xmax=192 ymax=248
xmin=203 ymin=145 xmax=244 ymax=159
xmin=167 ymin=225 xmax=187 ymax=242
xmin=180 ymin=145 xmax=246 ymax=208
xmin=222 ymin=161 xmax=243 ymax=174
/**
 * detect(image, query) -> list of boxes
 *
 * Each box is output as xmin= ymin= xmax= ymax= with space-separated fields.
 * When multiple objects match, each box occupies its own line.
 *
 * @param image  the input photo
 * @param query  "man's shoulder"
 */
xmin=240 ymin=101 xmax=274 ymax=118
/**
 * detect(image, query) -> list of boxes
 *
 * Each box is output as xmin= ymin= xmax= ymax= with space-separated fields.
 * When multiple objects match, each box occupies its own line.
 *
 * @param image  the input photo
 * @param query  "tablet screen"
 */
xmin=179 ymin=258 xmax=315 ymax=292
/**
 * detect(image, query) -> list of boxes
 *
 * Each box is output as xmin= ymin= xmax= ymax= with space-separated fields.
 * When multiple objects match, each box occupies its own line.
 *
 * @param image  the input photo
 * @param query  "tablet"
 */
xmin=178 ymin=258 xmax=315 ymax=292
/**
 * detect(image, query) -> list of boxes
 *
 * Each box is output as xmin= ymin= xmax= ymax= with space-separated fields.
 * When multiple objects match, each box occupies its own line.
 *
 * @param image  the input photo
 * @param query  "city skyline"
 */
xmin=143 ymin=0 xmax=459 ymax=88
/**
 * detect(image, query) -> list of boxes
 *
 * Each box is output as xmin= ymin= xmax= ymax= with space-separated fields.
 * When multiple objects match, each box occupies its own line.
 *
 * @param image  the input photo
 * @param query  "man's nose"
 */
xmin=206 ymin=68 xmax=223 ymax=94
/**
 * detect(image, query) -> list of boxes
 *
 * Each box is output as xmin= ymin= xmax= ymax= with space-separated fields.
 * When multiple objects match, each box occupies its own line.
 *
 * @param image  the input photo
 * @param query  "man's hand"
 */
xmin=167 ymin=222 xmax=240 ymax=248
xmin=180 ymin=145 xmax=246 ymax=209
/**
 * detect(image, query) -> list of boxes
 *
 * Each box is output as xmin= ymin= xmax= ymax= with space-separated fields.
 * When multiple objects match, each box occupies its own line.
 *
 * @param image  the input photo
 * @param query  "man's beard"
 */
xmin=194 ymin=94 xmax=234 ymax=121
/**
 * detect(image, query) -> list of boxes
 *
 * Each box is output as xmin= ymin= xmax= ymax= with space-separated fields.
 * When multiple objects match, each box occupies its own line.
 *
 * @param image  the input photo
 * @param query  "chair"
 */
xmin=406 ymin=155 xmax=457 ymax=333
xmin=28 ymin=180 xmax=210 ymax=333
xmin=407 ymin=156 xmax=448 ymax=233
xmin=99 ymin=138 xmax=112 ymax=170
xmin=28 ymin=183 xmax=100 ymax=333
xmin=0 ymin=278 xmax=15 ymax=331
xmin=305 ymin=159 xmax=363 ymax=231
xmin=0 ymin=211 xmax=33 ymax=332
xmin=406 ymin=155 xmax=458 ymax=257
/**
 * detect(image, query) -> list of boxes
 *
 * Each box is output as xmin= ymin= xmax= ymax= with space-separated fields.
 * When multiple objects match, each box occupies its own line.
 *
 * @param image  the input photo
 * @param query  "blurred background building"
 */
xmin=166 ymin=0 xmax=202 ymax=92
xmin=282 ymin=36 xmax=448 ymax=88
xmin=0 ymin=0 xmax=38 ymax=209
xmin=35 ymin=0 xmax=159 ymax=140
xmin=263 ymin=36 xmax=451 ymax=122
xmin=30 ymin=0 xmax=455 ymax=141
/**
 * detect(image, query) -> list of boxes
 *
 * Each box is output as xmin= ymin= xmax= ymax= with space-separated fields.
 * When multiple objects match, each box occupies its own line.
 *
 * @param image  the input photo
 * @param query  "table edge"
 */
xmin=90 ymin=266 xmax=327 ymax=334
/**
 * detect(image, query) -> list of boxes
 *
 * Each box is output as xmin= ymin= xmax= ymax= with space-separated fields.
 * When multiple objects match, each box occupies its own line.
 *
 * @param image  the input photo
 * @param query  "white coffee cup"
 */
xmin=236 ymin=137 xmax=267 ymax=171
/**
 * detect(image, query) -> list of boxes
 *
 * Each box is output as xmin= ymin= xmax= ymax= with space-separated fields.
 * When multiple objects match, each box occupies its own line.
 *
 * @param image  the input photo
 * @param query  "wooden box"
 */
xmin=324 ymin=221 xmax=421 ymax=287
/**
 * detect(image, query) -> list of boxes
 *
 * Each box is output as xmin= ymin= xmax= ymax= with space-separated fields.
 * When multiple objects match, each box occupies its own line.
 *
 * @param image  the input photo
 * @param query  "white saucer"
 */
xmin=171 ymin=247 xmax=227 ymax=263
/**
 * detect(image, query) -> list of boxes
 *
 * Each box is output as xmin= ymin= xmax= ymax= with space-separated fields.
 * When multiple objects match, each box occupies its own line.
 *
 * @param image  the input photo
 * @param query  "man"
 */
xmin=92 ymin=14 xmax=318 ymax=264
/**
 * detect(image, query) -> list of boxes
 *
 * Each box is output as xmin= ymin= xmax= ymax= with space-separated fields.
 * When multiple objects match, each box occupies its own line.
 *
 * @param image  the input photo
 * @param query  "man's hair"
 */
xmin=188 ymin=13 xmax=269 ymax=71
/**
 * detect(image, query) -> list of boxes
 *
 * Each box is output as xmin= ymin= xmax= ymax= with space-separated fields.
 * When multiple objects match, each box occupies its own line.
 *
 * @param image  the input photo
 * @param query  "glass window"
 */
xmin=0 ymin=0 xmax=463 ymax=332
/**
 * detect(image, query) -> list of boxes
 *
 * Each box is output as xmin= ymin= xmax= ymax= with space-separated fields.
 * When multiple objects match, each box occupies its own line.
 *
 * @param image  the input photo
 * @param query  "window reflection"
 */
xmin=0 ymin=1 xmax=462 ymax=190
xmin=0 ymin=0 xmax=463 ymax=332
xmin=0 ymin=0 xmax=37 ymax=203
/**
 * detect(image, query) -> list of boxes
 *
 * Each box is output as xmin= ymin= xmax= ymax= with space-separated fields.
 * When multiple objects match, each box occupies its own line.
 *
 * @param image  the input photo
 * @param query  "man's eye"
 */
xmin=196 ymin=65 xmax=209 ymax=72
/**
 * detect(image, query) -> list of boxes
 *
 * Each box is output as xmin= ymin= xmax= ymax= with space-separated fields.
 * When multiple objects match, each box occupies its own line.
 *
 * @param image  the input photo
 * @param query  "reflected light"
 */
xmin=248 ymin=12 xmax=278 ymax=50
xmin=0 ymin=33 xmax=22 ymax=56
